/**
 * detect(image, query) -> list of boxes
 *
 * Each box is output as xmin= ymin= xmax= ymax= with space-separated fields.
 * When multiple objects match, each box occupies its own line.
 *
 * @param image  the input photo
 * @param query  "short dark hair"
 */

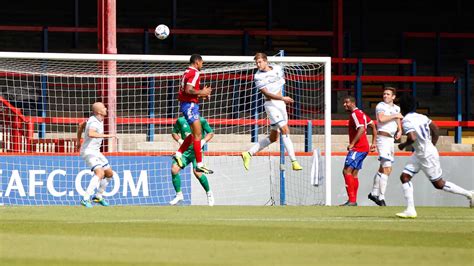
xmin=384 ymin=87 xmax=397 ymax=95
xmin=344 ymin=95 xmax=356 ymax=103
xmin=400 ymin=94 xmax=416 ymax=115
xmin=190 ymin=54 xmax=202 ymax=64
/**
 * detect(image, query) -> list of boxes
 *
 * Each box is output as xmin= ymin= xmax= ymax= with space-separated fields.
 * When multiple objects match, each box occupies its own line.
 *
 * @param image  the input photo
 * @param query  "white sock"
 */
xmin=282 ymin=134 xmax=297 ymax=161
xmin=248 ymin=137 xmax=272 ymax=155
xmin=84 ymin=175 xmax=100 ymax=201
xmin=197 ymin=162 xmax=204 ymax=168
xmin=442 ymin=181 xmax=471 ymax=198
xmin=95 ymin=177 xmax=111 ymax=199
xmin=379 ymin=173 xmax=388 ymax=200
xmin=371 ymin=172 xmax=381 ymax=196
xmin=402 ymin=182 xmax=415 ymax=211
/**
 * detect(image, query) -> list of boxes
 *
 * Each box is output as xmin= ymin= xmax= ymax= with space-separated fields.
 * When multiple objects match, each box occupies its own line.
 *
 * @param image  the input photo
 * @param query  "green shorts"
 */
xmin=173 ymin=149 xmax=197 ymax=169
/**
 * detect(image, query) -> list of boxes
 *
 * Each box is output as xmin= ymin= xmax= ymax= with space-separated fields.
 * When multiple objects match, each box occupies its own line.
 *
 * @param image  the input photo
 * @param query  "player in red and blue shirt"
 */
xmin=173 ymin=54 xmax=213 ymax=174
xmin=341 ymin=96 xmax=377 ymax=206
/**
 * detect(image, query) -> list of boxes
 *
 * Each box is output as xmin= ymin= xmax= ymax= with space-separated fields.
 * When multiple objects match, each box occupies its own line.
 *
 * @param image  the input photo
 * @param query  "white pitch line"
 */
xmin=50 ymin=217 xmax=474 ymax=224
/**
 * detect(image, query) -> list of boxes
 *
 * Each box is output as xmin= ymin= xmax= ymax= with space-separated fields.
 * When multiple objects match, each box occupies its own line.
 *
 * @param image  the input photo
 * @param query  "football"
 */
xmin=154 ymin=24 xmax=170 ymax=40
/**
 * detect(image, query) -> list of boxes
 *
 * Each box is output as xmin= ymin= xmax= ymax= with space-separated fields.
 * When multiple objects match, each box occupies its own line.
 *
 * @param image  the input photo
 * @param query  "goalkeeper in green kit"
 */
xmin=169 ymin=116 xmax=215 ymax=206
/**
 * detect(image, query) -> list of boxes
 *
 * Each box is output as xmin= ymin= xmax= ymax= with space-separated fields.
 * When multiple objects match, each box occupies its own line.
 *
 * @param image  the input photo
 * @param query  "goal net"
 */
xmin=0 ymin=52 xmax=331 ymax=206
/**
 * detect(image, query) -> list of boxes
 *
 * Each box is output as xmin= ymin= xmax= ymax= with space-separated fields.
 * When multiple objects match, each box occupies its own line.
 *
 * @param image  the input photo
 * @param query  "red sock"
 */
xmin=353 ymin=177 xmax=359 ymax=203
xmin=193 ymin=139 xmax=202 ymax=163
xmin=178 ymin=135 xmax=193 ymax=154
xmin=343 ymin=174 xmax=354 ymax=202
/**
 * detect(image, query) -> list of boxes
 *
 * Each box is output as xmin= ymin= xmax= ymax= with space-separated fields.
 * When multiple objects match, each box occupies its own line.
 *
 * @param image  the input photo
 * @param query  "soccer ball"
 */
xmin=154 ymin=24 xmax=170 ymax=40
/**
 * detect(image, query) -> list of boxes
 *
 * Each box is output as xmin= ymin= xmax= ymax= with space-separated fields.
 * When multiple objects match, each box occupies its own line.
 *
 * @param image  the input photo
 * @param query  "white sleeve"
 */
xmin=88 ymin=120 xmax=101 ymax=131
xmin=375 ymin=102 xmax=386 ymax=114
xmin=394 ymin=104 xmax=401 ymax=114
xmin=275 ymin=65 xmax=284 ymax=76
xmin=276 ymin=65 xmax=286 ymax=85
xmin=254 ymin=74 xmax=266 ymax=90
xmin=402 ymin=119 xmax=415 ymax=134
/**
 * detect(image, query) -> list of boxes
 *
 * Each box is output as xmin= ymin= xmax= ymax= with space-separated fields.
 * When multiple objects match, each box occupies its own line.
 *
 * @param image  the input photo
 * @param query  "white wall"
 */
xmin=191 ymin=155 xmax=474 ymax=207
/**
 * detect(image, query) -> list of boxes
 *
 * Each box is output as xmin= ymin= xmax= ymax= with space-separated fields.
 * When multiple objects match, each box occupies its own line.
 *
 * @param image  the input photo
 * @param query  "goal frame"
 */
xmin=0 ymin=51 xmax=332 ymax=206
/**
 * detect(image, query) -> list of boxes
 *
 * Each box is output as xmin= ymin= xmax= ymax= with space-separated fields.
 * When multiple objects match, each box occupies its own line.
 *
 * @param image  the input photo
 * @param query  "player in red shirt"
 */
xmin=173 ymin=54 xmax=213 ymax=174
xmin=341 ymin=96 xmax=377 ymax=206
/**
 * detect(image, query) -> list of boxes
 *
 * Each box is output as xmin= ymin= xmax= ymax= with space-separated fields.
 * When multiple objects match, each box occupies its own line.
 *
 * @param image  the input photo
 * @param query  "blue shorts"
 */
xmin=180 ymin=102 xmax=200 ymax=125
xmin=344 ymin=151 xmax=368 ymax=170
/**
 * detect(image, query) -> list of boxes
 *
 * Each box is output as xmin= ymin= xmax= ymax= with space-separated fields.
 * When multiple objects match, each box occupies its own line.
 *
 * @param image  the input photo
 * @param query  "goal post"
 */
xmin=0 ymin=51 xmax=331 ymax=206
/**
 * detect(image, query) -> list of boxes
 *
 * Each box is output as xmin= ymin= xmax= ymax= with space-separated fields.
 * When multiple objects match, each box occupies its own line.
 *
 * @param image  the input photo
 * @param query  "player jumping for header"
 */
xmin=173 ymin=54 xmax=213 ymax=174
xmin=241 ymin=52 xmax=302 ymax=171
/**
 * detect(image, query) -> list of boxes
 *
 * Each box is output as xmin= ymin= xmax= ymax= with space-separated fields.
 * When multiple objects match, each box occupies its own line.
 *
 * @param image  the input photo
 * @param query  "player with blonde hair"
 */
xmin=241 ymin=52 xmax=302 ymax=171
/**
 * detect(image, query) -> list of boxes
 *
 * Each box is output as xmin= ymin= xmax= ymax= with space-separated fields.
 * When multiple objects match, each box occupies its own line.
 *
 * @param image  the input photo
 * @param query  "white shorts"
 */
xmin=402 ymin=154 xmax=443 ymax=182
xmin=264 ymin=100 xmax=288 ymax=130
xmin=376 ymin=135 xmax=395 ymax=163
xmin=81 ymin=151 xmax=110 ymax=171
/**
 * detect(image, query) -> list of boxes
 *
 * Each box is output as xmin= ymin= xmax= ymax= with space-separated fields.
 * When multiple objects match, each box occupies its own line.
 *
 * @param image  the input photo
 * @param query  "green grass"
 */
xmin=1 ymin=206 xmax=473 ymax=266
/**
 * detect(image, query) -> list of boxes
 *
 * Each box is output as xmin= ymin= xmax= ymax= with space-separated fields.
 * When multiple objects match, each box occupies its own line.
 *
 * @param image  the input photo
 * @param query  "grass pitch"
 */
xmin=0 ymin=206 xmax=472 ymax=266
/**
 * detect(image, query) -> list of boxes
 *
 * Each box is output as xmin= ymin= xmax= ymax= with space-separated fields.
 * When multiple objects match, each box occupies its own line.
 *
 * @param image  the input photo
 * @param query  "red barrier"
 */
xmin=23 ymin=116 xmax=474 ymax=128
xmin=0 ymin=96 xmax=33 ymax=152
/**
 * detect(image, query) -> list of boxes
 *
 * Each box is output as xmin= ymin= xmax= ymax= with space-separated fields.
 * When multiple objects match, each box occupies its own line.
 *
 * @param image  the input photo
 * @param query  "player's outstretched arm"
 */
xmin=377 ymin=112 xmax=403 ymax=123
xmin=200 ymin=119 xmax=214 ymax=148
xmin=184 ymin=84 xmax=212 ymax=98
xmin=88 ymin=128 xmax=117 ymax=139
xmin=260 ymin=88 xmax=294 ymax=103
xmin=75 ymin=121 xmax=86 ymax=151
xmin=172 ymin=133 xmax=183 ymax=145
xmin=201 ymin=132 xmax=214 ymax=148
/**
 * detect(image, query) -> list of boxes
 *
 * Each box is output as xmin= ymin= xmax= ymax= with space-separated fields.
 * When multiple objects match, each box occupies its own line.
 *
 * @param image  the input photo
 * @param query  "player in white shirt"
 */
xmin=396 ymin=94 xmax=473 ymax=218
xmin=76 ymin=102 xmax=117 ymax=208
xmin=241 ymin=52 xmax=302 ymax=171
xmin=368 ymin=87 xmax=403 ymax=206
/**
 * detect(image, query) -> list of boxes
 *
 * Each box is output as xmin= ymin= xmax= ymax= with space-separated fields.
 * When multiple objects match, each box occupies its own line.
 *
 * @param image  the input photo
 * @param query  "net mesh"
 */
xmin=0 ymin=55 xmax=328 ymax=206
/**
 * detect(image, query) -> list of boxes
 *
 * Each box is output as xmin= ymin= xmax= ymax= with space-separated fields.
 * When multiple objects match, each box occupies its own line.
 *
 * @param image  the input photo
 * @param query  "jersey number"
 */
xmin=419 ymin=123 xmax=430 ymax=140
